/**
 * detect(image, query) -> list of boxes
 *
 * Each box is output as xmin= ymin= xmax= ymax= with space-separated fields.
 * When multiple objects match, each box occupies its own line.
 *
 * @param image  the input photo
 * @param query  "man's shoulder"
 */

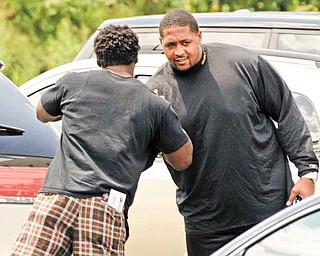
xmin=59 ymin=69 xmax=98 ymax=82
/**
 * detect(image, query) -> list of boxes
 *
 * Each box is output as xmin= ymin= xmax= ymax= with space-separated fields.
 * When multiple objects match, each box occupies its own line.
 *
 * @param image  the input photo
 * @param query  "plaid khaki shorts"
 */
xmin=11 ymin=193 xmax=126 ymax=256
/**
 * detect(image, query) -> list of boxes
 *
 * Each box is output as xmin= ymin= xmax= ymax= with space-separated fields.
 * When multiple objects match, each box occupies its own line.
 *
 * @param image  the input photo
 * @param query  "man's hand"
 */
xmin=286 ymin=178 xmax=315 ymax=206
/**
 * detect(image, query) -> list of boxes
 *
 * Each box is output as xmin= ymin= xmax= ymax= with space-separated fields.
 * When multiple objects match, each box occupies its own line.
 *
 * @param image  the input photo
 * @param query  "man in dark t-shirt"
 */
xmin=11 ymin=25 xmax=193 ymax=256
xmin=147 ymin=9 xmax=319 ymax=256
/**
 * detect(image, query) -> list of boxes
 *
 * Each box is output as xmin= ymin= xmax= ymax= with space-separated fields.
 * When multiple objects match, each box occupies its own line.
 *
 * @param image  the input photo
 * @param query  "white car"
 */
xmin=14 ymin=49 xmax=320 ymax=256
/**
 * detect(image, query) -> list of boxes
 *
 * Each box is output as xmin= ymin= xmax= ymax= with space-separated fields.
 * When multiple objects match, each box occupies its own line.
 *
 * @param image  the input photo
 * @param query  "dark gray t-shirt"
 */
xmin=147 ymin=43 xmax=318 ymax=234
xmin=40 ymin=70 xmax=189 ymax=207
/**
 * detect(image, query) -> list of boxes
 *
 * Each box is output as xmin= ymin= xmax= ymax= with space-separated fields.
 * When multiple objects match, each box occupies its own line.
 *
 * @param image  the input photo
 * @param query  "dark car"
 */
xmin=74 ymin=11 xmax=320 ymax=61
xmin=0 ymin=62 xmax=59 ymax=254
xmin=0 ymin=61 xmax=59 ymax=200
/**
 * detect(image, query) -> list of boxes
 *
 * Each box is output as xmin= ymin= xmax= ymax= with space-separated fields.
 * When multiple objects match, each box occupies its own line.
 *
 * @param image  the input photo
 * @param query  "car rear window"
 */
xmin=278 ymin=33 xmax=320 ymax=55
xmin=202 ymin=30 xmax=266 ymax=49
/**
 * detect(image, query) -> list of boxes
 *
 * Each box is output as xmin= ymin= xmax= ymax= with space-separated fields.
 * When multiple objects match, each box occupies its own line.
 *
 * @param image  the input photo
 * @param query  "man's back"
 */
xmin=40 ymin=69 xmax=189 ymax=206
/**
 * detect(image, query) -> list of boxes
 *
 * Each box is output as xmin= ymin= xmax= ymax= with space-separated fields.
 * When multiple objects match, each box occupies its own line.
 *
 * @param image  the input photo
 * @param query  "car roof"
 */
xmin=99 ymin=11 xmax=320 ymax=30
xmin=0 ymin=72 xmax=59 ymax=158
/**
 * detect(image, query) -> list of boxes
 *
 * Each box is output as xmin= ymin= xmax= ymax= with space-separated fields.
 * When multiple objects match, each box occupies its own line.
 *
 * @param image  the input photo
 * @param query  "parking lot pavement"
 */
xmin=125 ymin=179 xmax=186 ymax=256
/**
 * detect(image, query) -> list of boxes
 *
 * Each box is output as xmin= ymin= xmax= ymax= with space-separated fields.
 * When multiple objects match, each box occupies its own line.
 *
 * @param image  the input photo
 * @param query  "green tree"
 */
xmin=0 ymin=0 xmax=318 ymax=85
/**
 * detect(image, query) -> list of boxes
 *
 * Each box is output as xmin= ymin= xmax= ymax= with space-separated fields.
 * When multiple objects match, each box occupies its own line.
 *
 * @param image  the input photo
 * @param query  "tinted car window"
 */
xmin=277 ymin=33 xmax=320 ymax=55
xmin=244 ymin=210 xmax=320 ymax=255
xmin=202 ymin=30 xmax=266 ymax=49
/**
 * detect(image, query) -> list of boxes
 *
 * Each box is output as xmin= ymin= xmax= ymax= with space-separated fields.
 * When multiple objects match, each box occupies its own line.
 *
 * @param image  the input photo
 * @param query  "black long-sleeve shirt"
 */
xmin=147 ymin=43 xmax=318 ymax=234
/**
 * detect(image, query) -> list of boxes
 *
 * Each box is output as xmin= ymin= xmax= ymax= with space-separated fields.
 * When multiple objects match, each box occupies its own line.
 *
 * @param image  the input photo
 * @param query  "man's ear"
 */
xmin=197 ymin=31 xmax=202 ymax=44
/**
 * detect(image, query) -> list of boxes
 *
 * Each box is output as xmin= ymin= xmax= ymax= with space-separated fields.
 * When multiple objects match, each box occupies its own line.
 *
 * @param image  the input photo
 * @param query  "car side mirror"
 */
xmin=293 ymin=93 xmax=320 ymax=143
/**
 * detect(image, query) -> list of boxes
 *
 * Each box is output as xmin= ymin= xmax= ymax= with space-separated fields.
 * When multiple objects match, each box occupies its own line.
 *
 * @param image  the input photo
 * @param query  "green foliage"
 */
xmin=0 ymin=0 xmax=318 ymax=85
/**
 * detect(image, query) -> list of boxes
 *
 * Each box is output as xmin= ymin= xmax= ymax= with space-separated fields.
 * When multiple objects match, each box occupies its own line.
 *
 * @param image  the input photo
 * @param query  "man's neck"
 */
xmin=172 ymin=46 xmax=206 ymax=76
xmin=104 ymin=63 xmax=135 ymax=78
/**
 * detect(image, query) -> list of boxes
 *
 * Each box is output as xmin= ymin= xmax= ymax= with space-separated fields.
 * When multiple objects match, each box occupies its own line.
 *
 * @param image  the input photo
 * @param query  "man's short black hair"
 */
xmin=159 ymin=9 xmax=199 ymax=38
xmin=94 ymin=24 xmax=140 ymax=68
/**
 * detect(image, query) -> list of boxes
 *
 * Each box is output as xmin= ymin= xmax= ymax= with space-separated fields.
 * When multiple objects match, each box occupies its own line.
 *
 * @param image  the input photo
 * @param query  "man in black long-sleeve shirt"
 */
xmin=147 ymin=8 xmax=319 ymax=256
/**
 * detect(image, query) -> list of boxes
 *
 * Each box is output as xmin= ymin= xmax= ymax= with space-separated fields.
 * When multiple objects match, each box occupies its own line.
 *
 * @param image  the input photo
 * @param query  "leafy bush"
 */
xmin=0 ymin=0 xmax=318 ymax=85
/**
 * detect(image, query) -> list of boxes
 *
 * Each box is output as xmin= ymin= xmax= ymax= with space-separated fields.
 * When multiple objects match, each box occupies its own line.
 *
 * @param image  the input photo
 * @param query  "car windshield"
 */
xmin=244 ymin=209 xmax=320 ymax=255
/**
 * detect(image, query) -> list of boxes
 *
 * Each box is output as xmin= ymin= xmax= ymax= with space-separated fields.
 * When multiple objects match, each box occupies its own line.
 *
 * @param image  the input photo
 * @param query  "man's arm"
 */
xmin=163 ymin=138 xmax=193 ymax=171
xmin=36 ymin=100 xmax=62 ymax=123
xmin=256 ymin=56 xmax=318 ymax=204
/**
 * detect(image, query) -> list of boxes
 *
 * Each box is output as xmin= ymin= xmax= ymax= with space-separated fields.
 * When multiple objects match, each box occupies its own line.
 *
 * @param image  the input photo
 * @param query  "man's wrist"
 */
xmin=301 ymin=172 xmax=318 ymax=183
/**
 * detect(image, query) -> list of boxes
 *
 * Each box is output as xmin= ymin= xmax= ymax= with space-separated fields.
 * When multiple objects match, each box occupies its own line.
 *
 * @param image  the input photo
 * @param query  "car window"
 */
xmin=202 ymin=30 xmax=267 ymax=49
xmin=28 ymin=86 xmax=62 ymax=135
xmin=277 ymin=33 xmax=320 ymax=55
xmin=135 ymin=74 xmax=152 ymax=84
xmin=244 ymin=210 xmax=320 ymax=255
xmin=293 ymin=93 xmax=320 ymax=142
xmin=133 ymin=30 xmax=160 ymax=46
xmin=136 ymin=29 xmax=268 ymax=50
xmin=75 ymin=26 xmax=270 ymax=60
xmin=28 ymin=88 xmax=44 ymax=107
